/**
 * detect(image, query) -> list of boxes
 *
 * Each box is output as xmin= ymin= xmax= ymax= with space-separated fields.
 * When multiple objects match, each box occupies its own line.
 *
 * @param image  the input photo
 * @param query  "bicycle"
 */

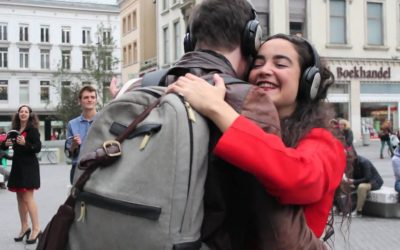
xmin=37 ymin=145 xmax=58 ymax=164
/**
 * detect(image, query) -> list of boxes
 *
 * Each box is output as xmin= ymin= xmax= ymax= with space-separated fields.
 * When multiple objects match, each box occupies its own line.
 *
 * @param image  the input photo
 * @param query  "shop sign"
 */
xmin=336 ymin=66 xmax=391 ymax=79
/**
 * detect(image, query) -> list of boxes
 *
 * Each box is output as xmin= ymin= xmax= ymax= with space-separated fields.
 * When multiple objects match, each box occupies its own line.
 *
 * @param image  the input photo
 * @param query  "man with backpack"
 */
xmin=39 ymin=1 xmax=324 ymax=249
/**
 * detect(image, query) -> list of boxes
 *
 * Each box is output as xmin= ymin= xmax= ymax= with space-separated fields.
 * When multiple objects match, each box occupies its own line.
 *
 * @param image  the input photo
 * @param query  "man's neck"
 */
xmin=213 ymin=46 xmax=248 ymax=80
xmin=82 ymin=109 xmax=96 ymax=121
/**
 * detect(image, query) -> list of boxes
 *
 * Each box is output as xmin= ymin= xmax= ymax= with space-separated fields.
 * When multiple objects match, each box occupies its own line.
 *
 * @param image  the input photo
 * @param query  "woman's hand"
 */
xmin=166 ymin=73 xmax=239 ymax=132
xmin=166 ymin=73 xmax=227 ymax=117
xmin=5 ymin=139 xmax=13 ymax=147
xmin=16 ymin=135 xmax=26 ymax=146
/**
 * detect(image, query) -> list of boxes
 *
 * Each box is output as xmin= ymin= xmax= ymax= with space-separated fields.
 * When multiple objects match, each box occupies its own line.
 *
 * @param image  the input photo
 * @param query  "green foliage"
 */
xmin=56 ymin=85 xmax=81 ymax=127
xmin=53 ymin=22 xmax=119 ymax=128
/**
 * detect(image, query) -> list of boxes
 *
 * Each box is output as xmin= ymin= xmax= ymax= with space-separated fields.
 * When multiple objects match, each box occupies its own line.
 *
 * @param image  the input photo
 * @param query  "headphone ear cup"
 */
xmin=301 ymin=66 xmax=321 ymax=100
xmin=242 ymin=19 xmax=262 ymax=57
xmin=183 ymin=32 xmax=194 ymax=53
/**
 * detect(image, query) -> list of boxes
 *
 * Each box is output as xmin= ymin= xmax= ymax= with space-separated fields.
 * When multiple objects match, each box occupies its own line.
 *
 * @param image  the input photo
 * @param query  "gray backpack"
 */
xmin=67 ymin=86 xmax=210 ymax=249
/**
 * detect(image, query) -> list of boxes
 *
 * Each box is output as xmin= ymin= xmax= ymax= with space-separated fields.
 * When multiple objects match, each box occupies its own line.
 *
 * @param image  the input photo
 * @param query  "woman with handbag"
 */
xmin=1 ymin=105 xmax=42 ymax=244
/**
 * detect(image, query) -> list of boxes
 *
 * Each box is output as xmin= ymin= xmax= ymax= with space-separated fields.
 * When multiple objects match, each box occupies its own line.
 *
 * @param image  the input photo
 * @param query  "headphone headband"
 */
xmin=183 ymin=0 xmax=262 ymax=56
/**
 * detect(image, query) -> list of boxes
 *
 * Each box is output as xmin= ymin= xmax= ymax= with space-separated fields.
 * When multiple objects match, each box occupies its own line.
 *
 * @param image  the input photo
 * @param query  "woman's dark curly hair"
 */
xmin=264 ymin=34 xmax=353 ymax=244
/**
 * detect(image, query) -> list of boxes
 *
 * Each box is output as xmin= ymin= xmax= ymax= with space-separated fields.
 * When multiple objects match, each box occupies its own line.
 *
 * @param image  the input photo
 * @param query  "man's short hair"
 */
xmin=79 ymin=85 xmax=97 ymax=99
xmin=189 ymin=0 xmax=254 ymax=53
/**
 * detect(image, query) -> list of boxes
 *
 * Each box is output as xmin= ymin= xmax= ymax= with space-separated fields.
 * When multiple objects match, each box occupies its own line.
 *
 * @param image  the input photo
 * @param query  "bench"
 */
xmin=363 ymin=186 xmax=400 ymax=218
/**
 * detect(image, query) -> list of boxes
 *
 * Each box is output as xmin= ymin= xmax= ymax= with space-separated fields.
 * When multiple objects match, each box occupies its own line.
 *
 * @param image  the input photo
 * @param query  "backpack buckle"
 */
xmin=103 ymin=140 xmax=122 ymax=157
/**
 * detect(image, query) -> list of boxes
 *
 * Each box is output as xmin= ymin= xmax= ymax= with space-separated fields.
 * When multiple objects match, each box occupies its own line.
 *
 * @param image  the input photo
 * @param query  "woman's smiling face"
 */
xmin=18 ymin=106 xmax=30 ymax=123
xmin=248 ymin=38 xmax=301 ymax=118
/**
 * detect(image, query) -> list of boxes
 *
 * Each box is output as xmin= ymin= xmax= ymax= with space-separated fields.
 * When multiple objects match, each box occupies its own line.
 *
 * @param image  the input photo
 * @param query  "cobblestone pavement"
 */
xmin=0 ymin=140 xmax=399 ymax=250
xmin=332 ymin=139 xmax=400 ymax=250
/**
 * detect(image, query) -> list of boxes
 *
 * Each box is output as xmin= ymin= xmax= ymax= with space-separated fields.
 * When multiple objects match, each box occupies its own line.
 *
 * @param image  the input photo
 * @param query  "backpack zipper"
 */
xmin=178 ymin=94 xmax=195 ymax=233
xmin=76 ymin=191 xmax=162 ymax=222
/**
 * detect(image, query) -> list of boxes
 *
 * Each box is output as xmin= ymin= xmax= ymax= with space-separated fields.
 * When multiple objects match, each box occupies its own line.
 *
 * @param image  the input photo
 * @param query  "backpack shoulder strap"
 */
xmin=141 ymin=69 xmax=169 ymax=87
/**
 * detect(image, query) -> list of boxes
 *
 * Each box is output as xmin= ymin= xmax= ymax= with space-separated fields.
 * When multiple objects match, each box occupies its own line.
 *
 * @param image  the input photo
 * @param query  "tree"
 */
xmin=52 ymin=67 xmax=81 ymax=133
xmin=53 ymin=23 xmax=119 ymax=130
xmin=81 ymin=23 xmax=120 ymax=106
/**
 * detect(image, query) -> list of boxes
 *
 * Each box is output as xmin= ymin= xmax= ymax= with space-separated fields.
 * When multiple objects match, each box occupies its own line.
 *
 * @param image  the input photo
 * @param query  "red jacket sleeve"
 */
xmin=214 ymin=116 xmax=346 ymax=205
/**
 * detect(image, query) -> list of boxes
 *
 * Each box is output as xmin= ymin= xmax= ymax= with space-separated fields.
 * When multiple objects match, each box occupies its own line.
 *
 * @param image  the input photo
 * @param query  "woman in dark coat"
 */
xmin=1 ymin=105 xmax=42 ymax=244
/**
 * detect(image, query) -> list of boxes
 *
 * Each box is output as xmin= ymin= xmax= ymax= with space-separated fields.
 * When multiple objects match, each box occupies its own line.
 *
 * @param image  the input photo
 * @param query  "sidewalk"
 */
xmin=332 ymin=139 xmax=400 ymax=250
xmin=0 ymin=140 xmax=399 ymax=249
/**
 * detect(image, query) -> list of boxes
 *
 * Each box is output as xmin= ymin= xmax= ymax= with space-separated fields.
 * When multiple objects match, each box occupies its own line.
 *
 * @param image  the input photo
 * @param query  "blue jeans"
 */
xmin=395 ymin=179 xmax=400 ymax=193
xmin=380 ymin=139 xmax=393 ymax=157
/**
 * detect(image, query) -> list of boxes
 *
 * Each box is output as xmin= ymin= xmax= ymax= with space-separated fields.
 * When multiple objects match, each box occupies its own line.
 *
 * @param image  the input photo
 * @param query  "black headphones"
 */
xmin=183 ymin=1 xmax=263 ymax=57
xmin=299 ymin=38 xmax=321 ymax=101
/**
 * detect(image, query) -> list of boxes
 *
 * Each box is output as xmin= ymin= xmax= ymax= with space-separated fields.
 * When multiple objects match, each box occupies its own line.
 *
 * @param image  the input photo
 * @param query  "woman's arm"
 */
xmin=166 ymin=73 xmax=239 ymax=132
xmin=214 ymin=116 xmax=346 ymax=205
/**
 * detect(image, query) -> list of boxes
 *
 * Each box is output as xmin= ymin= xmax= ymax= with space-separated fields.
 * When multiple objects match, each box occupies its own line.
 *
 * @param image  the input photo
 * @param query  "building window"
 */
xmin=40 ymin=49 xmax=50 ymax=69
xmin=173 ymin=21 xmax=181 ymax=60
xmin=367 ymin=2 xmax=383 ymax=45
xmin=102 ymin=52 xmax=112 ymax=71
xmin=19 ymin=80 xmax=29 ymax=104
xmin=162 ymin=0 xmax=168 ymax=11
xmin=40 ymin=26 xmax=50 ymax=43
xmin=0 ymin=48 xmax=7 ymax=68
xmin=133 ymin=42 xmax=137 ymax=63
xmin=19 ymin=24 xmax=29 ymax=42
xmin=0 ymin=23 xmax=7 ymax=41
xmin=82 ymin=51 xmax=91 ymax=69
xmin=329 ymin=0 xmax=346 ymax=44
xmin=127 ymin=44 xmax=132 ymax=64
xmin=0 ymin=80 xmax=8 ymax=101
xmin=102 ymin=29 xmax=111 ymax=45
xmin=82 ymin=28 xmax=91 ymax=44
xmin=103 ymin=81 xmax=112 ymax=103
xmin=62 ymin=50 xmax=71 ymax=70
xmin=127 ymin=14 xmax=132 ymax=31
xmin=62 ymin=27 xmax=71 ymax=44
xmin=40 ymin=81 xmax=50 ymax=103
xmin=123 ymin=46 xmax=127 ymax=65
xmin=19 ymin=48 xmax=29 ymax=68
xmin=122 ymin=17 xmax=126 ymax=34
xmin=253 ymin=1 xmax=269 ymax=38
xmin=163 ymin=26 xmax=169 ymax=64
xmin=132 ymin=11 xmax=137 ymax=30
xmin=289 ymin=0 xmax=306 ymax=36
xmin=61 ymin=81 xmax=70 ymax=100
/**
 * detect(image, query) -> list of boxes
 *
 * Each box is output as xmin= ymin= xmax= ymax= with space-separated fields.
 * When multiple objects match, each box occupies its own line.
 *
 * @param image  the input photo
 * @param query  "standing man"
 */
xmin=66 ymin=85 xmax=97 ymax=184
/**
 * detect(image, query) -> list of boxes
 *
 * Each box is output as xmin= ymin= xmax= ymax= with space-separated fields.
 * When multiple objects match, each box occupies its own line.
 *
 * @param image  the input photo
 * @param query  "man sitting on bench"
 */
xmin=346 ymin=154 xmax=384 ymax=217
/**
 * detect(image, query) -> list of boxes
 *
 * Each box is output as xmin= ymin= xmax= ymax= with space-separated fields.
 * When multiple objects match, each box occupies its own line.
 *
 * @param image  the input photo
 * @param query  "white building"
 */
xmin=155 ymin=0 xmax=400 ymax=142
xmin=0 ymin=0 xmax=121 ymax=139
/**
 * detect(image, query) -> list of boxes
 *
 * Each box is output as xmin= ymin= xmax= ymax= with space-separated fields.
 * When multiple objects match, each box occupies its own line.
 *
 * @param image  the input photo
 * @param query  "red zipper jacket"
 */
xmin=214 ymin=116 xmax=346 ymax=237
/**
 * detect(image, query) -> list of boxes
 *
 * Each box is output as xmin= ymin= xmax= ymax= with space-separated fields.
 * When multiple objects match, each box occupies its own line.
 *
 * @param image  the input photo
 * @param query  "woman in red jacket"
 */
xmin=167 ymin=34 xmax=348 ymax=238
